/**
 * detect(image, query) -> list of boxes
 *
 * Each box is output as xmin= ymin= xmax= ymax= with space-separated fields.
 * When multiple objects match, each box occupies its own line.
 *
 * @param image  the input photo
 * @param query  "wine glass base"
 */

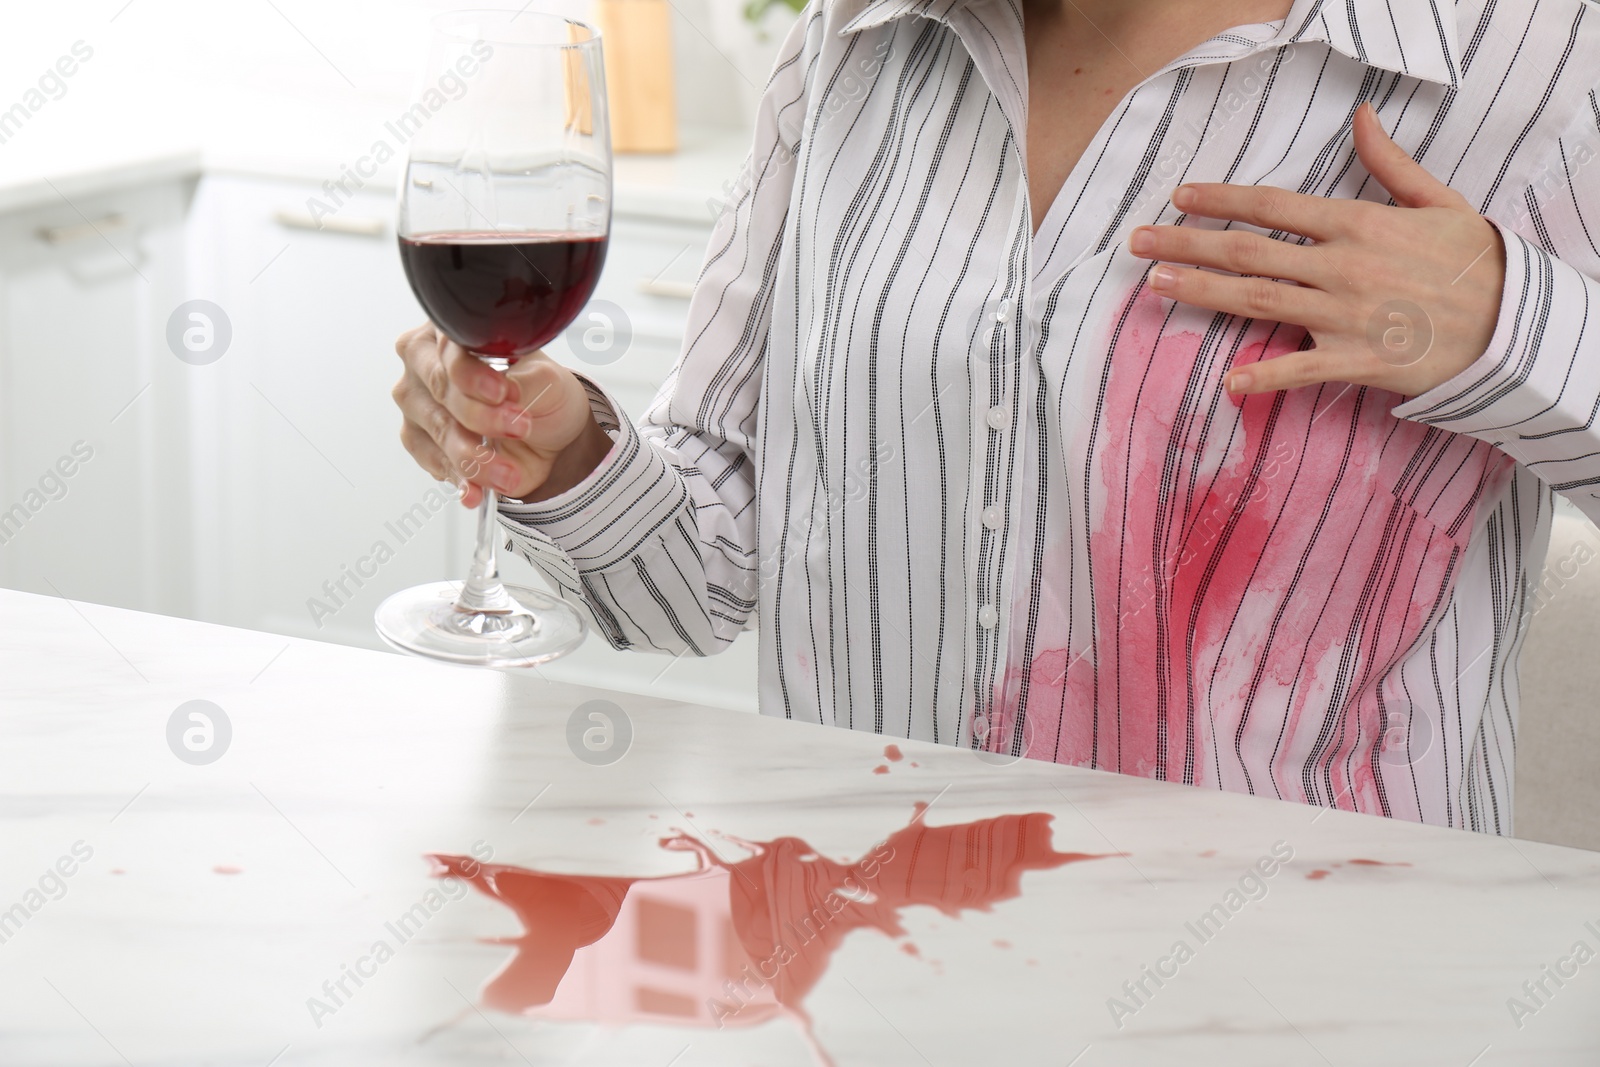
xmin=375 ymin=582 xmax=586 ymax=668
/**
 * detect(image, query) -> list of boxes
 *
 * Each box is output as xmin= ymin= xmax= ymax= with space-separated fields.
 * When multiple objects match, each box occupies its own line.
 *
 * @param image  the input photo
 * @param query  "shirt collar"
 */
xmin=1283 ymin=0 xmax=1461 ymax=88
xmin=838 ymin=0 xmax=977 ymax=36
xmin=838 ymin=0 xmax=1461 ymax=89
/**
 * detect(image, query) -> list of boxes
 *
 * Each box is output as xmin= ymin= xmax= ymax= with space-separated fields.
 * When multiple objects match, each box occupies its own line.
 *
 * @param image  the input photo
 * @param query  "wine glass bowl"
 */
xmin=376 ymin=10 xmax=610 ymax=668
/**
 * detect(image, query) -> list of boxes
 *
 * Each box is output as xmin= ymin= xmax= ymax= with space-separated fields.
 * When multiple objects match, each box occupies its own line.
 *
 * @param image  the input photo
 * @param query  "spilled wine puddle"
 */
xmin=427 ymin=806 xmax=1113 ymax=1062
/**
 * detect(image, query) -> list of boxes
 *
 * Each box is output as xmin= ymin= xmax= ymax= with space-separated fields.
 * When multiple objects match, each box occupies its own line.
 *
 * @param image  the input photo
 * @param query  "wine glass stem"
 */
xmin=454 ymin=440 xmax=519 ymax=617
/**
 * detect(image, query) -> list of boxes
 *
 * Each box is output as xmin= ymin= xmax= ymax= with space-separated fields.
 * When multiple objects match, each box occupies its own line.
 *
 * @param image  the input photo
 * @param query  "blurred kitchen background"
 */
xmin=0 ymin=0 xmax=1594 ymax=847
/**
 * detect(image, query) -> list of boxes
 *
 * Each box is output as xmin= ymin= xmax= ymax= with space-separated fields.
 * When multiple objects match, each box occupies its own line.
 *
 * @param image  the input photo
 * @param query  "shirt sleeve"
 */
xmin=1393 ymin=90 xmax=1600 ymax=526
xmin=493 ymin=8 xmax=820 ymax=656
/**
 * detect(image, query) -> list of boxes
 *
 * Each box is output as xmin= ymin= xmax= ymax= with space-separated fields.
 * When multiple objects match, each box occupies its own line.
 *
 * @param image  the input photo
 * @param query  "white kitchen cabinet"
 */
xmin=184 ymin=172 xmax=760 ymax=711
xmin=0 ymin=175 xmax=195 ymax=619
xmin=0 ymin=160 xmax=758 ymax=712
xmin=183 ymin=173 xmax=467 ymax=651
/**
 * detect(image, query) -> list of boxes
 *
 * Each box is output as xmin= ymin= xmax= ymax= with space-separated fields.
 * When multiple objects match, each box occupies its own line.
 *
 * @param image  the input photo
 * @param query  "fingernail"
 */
xmin=490 ymin=465 xmax=520 ymax=494
xmin=1172 ymin=184 xmax=1196 ymax=210
xmin=1228 ymin=371 xmax=1252 ymax=393
xmin=1129 ymin=227 xmax=1155 ymax=255
xmin=1150 ymin=265 xmax=1177 ymax=289
xmin=480 ymin=373 xmax=507 ymax=404
xmin=507 ymin=411 xmax=532 ymax=436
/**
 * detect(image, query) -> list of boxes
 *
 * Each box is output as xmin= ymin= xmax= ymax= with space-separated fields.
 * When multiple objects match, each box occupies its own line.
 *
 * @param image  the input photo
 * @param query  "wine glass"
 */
xmin=377 ymin=10 xmax=609 ymax=667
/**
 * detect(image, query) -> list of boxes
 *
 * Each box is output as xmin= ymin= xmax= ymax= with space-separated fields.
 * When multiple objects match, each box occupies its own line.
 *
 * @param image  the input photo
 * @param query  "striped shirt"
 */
xmin=498 ymin=0 xmax=1600 ymax=833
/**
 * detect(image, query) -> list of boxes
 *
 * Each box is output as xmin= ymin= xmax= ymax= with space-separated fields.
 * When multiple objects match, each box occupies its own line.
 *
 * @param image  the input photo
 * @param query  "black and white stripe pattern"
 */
xmin=499 ymin=0 xmax=1600 ymax=833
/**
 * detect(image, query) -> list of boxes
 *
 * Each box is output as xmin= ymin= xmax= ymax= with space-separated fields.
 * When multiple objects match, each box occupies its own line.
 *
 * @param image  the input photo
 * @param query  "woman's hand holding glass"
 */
xmin=392 ymin=322 xmax=614 ymax=509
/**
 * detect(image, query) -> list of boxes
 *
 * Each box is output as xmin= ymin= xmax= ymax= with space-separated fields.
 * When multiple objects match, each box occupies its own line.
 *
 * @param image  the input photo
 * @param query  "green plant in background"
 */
xmin=744 ymin=0 xmax=807 ymax=34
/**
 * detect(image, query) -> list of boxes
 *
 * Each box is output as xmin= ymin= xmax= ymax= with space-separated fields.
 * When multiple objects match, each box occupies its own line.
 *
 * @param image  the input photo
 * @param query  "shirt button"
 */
xmin=981 ymin=506 xmax=1001 ymax=529
xmin=978 ymin=604 xmax=998 ymax=629
xmin=994 ymin=298 xmax=1013 ymax=323
xmin=986 ymin=405 xmax=1009 ymax=430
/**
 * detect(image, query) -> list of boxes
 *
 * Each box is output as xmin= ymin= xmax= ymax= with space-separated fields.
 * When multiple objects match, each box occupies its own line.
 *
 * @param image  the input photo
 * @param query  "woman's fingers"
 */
xmin=1170 ymin=181 xmax=1349 ymax=242
xmin=398 ymin=418 xmax=451 ymax=482
xmin=1145 ymin=263 xmax=1342 ymax=333
xmin=396 ymin=376 xmax=509 ymax=485
xmin=504 ymin=353 xmax=602 ymax=456
xmin=395 ymin=325 xmax=532 ymax=439
xmin=1129 ymin=224 xmax=1330 ymax=290
xmin=392 ymin=324 xmax=514 ymax=495
xmin=474 ymin=437 xmax=558 ymax=501
xmin=424 ymin=338 xmax=534 ymax=439
xmin=442 ymin=335 xmax=520 ymax=405
xmin=392 ymin=323 xmax=602 ymax=505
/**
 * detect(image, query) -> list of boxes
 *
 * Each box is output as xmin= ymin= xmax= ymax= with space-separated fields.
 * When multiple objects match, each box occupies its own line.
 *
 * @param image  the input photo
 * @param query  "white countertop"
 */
xmin=2 ymin=587 xmax=1598 ymax=1065
xmin=0 ymin=104 xmax=749 ymax=223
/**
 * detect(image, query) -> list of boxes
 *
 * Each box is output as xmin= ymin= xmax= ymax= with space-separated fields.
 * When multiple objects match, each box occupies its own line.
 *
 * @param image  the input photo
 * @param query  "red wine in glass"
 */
xmin=399 ymin=232 xmax=608 ymax=358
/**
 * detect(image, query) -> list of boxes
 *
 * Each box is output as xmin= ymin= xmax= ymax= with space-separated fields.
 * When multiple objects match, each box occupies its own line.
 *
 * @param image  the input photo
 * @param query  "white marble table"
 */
xmin=2 ymin=588 xmax=1597 ymax=1066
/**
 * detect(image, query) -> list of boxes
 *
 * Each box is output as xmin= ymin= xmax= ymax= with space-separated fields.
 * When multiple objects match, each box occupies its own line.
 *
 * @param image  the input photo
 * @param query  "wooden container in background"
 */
xmin=592 ymin=0 xmax=678 ymax=153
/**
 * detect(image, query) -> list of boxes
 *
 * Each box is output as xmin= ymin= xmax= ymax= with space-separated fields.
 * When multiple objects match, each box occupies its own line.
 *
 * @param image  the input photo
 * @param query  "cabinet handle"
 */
xmin=637 ymin=277 xmax=695 ymax=301
xmin=273 ymin=210 xmax=387 ymax=238
xmin=36 ymin=214 xmax=127 ymax=245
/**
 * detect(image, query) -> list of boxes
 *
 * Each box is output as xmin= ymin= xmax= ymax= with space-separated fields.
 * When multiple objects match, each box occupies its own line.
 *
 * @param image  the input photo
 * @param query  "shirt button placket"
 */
xmin=978 ymin=291 xmax=1013 ymax=635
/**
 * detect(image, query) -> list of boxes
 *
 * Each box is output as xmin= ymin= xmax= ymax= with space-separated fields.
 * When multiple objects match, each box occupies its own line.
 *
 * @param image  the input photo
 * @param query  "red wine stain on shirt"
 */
xmin=1306 ymin=869 xmax=1331 ymax=880
xmin=900 ymin=942 xmax=921 ymax=958
xmin=110 ymin=868 xmax=125 ymax=875
xmin=993 ymin=938 xmax=1013 ymax=949
xmin=1347 ymin=858 xmax=1411 ymax=867
xmin=426 ymin=809 xmax=1113 ymax=1062
xmin=884 ymin=744 xmax=904 ymax=762
xmin=1198 ymin=850 xmax=1218 ymax=858
xmin=997 ymin=284 xmax=1511 ymax=818
xmin=1038 ymin=300 xmax=1311 ymax=777
xmin=586 ymin=818 xmax=605 ymax=826
xmin=213 ymin=865 xmax=242 ymax=875
xmin=872 ymin=765 xmax=890 ymax=775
